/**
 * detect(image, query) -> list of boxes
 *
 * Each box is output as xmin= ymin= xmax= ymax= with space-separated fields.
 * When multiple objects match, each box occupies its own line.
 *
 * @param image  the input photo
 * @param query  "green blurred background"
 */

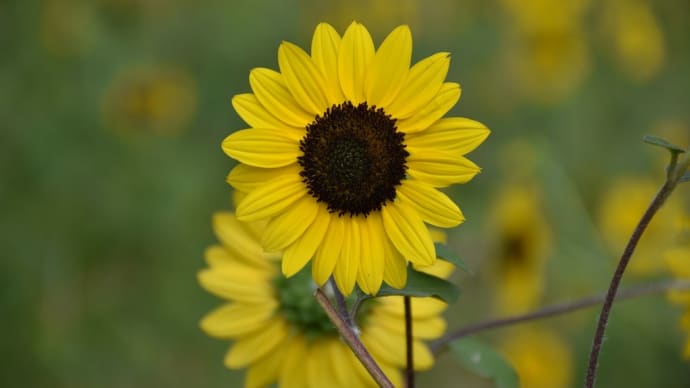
xmin=2 ymin=0 xmax=689 ymax=387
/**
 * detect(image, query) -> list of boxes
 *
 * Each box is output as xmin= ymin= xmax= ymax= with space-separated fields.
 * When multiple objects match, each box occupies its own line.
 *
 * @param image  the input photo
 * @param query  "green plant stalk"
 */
xmin=315 ymin=288 xmax=394 ymax=388
xmin=404 ymin=295 xmax=414 ymax=388
xmin=429 ymin=279 xmax=690 ymax=355
xmin=585 ymin=152 xmax=689 ymax=388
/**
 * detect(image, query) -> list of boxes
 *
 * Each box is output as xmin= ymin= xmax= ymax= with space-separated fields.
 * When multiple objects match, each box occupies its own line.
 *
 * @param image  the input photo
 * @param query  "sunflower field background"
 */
xmin=2 ymin=0 xmax=690 ymax=387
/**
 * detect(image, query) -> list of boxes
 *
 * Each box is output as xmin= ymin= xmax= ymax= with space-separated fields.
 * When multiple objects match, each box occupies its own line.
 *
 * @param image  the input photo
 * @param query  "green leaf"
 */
xmin=643 ymin=135 xmax=686 ymax=153
xmin=450 ymin=338 xmax=519 ymax=388
xmin=679 ymin=171 xmax=690 ymax=183
xmin=435 ymin=243 xmax=472 ymax=274
xmin=376 ymin=267 xmax=459 ymax=303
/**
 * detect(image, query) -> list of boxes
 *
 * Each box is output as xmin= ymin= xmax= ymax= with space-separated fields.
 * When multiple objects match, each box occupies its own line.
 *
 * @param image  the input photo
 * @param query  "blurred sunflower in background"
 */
xmin=598 ymin=177 xmax=686 ymax=276
xmin=665 ymin=219 xmax=690 ymax=359
xmin=499 ymin=326 xmax=573 ymax=388
xmin=101 ymin=65 xmax=197 ymax=136
xmin=487 ymin=184 xmax=551 ymax=315
xmin=223 ymin=21 xmax=488 ymax=295
xmin=499 ymin=0 xmax=592 ymax=103
xmin=198 ymin=212 xmax=452 ymax=387
xmin=599 ymin=0 xmax=665 ymax=83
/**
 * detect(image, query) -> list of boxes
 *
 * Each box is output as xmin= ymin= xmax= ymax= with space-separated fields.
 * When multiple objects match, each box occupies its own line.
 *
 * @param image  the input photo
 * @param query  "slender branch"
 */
xmin=315 ymin=288 xmax=394 ymax=388
xmin=586 ymin=162 xmax=685 ymax=387
xmin=404 ymin=295 xmax=415 ymax=388
xmin=351 ymin=293 xmax=371 ymax=323
xmin=329 ymin=278 xmax=355 ymax=328
xmin=430 ymin=279 xmax=690 ymax=355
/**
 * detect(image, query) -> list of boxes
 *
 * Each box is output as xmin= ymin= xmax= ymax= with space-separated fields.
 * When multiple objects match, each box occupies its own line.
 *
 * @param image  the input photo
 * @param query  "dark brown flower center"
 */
xmin=298 ymin=101 xmax=408 ymax=217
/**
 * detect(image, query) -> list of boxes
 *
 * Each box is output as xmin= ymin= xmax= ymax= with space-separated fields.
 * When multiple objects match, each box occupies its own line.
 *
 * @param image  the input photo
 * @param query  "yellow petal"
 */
xmin=211 ymin=213 xmax=271 ymax=268
xmin=222 ymin=128 xmax=301 ymax=168
xmin=343 ymin=345 xmax=383 ymax=388
xmin=306 ymin=341 xmax=337 ymax=388
xmin=278 ymin=41 xmax=329 ymax=115
xmin=365 ymin=25 xmax=412 ymax=108
xmin=407 ymin=149 xmax=481 ymax=187
xmin=227 ymin=164 xmax=302 ymax=193
xmin=262 ymin=195 xmax=319 ymax=252
xmin=280 ymin=336 xmax=309 ymax=388
xmin=338 ymin=22 xmax=375 ymax=104
xmin=249 ymin=67 xmax=315 ymax=128
xmin=377 ymin=295 xmax=447 ymax=318
xmin=334 ymin=217 xmax=361 ymax=295
xmin=383 ymin=237 xmax=408 ymax=289
xmin=231 ymin=93 xmax=287 ymax=129
xmin=414 ymin=258 xmax=455 ymax=279
xmin=369 ymin=309 xmax=447 ymax=339
xmin=313 ymin=214 xmax=344 ymax=285
xmin=311 ymin=23 xmax=345 ymax=104
xmin=245 ymin=337 xmax=289 ymax=388
xmin=328 ymin=340 xmax=356 ymax=387
xmin=236 ymin=173 xmax=307 ymax=222
xmin=382 ymin=201 xmax=435 ymax=266
xmin=200 ymin=301 xmax=277 ymax=338
xmin=397 ymin=179 xmax=464 ymax=227
xmin=197 ymin=267 xmax=274 ymax=303
xmin=362 ymin=325 xmax=435 ymax=369
xmin=405 ymin=117 xmax=490 ymax=155
xmin=396 ymin=82 xmax=461 ymax=133
xmin=386 ymin=52 xmax=450 ymax=119
xmin=225 ymin=317 xmax=288 ymax=368
xmin=357 ymin=214 xmax=385 ymax=295
xmin=283 ymin=205 xmax=330 ymax=277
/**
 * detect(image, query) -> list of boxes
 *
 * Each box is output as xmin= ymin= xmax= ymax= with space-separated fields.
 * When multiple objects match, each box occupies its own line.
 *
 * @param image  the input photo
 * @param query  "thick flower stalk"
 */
xmin=223 ymin=21 xmax=489 ymax=295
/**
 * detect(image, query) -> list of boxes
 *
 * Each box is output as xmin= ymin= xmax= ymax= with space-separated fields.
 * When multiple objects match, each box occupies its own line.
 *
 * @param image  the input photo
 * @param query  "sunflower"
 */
xmin=488 ymin=184 xmax=551 ymax=315
xmin=223 ymin=21 xmax=489 ymax=295
xmin=199 ymin=212 xmax=451 ymax=387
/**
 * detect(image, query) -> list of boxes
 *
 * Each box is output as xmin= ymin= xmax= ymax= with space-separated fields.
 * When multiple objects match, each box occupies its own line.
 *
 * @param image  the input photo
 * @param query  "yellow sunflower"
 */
xmin=199 ymin=212 xmax=452 ymax=387
xmin=223 ymin=22 xmax=489 ymax=295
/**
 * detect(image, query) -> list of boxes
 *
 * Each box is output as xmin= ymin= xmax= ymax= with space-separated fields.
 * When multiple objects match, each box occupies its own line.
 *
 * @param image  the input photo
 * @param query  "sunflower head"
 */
xmin=223 ymin=21 xmax=489 ymax=295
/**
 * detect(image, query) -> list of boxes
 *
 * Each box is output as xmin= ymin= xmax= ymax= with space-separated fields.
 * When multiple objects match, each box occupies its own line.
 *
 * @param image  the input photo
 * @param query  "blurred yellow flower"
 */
xmin=499 ymin=326 xmax=573 ymax=388
xmin=488 ymin=185 xmax=551 ymax=315
xmin=223 ymin=22 xmax=488 ymax=295
xmin=40 ymin=0 xmax=96 ymax=57
xmin=500 ymin=0 xmax=591 ymax=102
xmin=665 ymin=223 xmax=690 ymax=359
xmin=598 ymin=178 xmax=685 ymax=276
xmin=101 ymin=66 xmax=197 ymax=135
xmin=600 ymin=0 xmax=666 ymax=83
xmin=198 ymin=212 xmax=452 ymax=387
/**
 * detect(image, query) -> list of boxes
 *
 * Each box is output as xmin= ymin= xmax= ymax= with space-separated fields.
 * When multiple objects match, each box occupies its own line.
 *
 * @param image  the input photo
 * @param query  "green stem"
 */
xmin=429 ymin=279 xmax=690 ymax=355
xmin=404 ymin=295 xmax=414 ymax=388
xmin=585 ymin=152 xmax=688 ymax=388
xmin=315 ymin=288 xmax=394 ymax=388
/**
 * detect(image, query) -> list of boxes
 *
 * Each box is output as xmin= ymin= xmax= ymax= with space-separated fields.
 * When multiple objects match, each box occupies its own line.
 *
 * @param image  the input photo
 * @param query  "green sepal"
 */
xmin=376 ymin=267 xmax=459 ymax=303
xmin=435 ymin=242 xmax=472 ymax=274
xmin=642 ymin=135 xmax=686 ymax=153
xmin=449 ymin=337 xmax=519 ymax=388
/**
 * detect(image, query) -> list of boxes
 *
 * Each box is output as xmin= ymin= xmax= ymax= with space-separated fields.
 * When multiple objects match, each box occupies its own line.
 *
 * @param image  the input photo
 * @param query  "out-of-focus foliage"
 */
xmin=2 ymin=0 xmax=689 ymax=387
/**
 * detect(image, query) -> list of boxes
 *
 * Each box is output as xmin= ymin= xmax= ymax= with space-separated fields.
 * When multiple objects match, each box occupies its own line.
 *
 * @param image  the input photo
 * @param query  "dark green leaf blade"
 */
xmin=435 ymin=243 xmax=472 ymax=274
xmin=376 ymin=268 xmax=459 ymax=303
xmin=642 ymin=135 xmax=686 ymax=153
xmin=449 ymin=337 xmax=519 ymax=388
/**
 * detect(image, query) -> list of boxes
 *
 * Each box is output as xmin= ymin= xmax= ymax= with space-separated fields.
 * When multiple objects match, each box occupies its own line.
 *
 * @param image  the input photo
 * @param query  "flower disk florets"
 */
xmin=298 ymin=101 xmax=409 ymax=217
